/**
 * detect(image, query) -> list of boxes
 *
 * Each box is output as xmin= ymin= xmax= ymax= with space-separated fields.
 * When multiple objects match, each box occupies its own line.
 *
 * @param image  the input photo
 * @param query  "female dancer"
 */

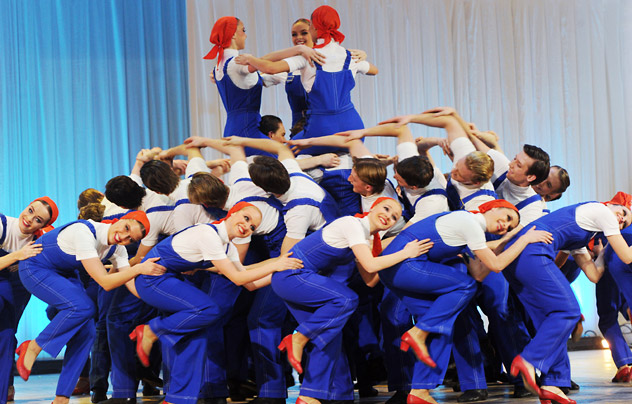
xmin=505 ymin=196 xmax=632 ymax=404
xmin=15 ymin=211 xmax=165 ymax=404
xmin=364 ymin=200 xmax=553 ymax=404
xmin=0 ymin=197 xmax=58 ymax=404
xmin=272 ymin=197 xmax=431 ymax=404
xmin=131 ymin=202 xmax=302 ymax=404
xmin=203 ymin=16 xmax=317 ymax=157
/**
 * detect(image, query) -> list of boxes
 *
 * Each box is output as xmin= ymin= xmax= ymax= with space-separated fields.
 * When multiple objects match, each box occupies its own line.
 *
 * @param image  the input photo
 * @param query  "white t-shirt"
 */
xmin=57 ymin=221 xmax=129 ymax=269
xmin=277 ymin=159 xmax=327 ymax=239
xmin=139 ymin=189 xmax=176 ymax=248
xmin=0 ymin=216 xmax=34 ymax=259
xmin=102 ymin=197 xmax=129 ymax=220
xmin=449 ymin=137 xmax=496 ymax=210
xmin=284 ymin=40 xmax=370 ymax=93
xmin=322 ymin=216 xmax=371 ymax=249
xmin=214 ymin=49 xmax=281 ymax=89
xmin=487 ymin=149 xmax=542 ymax=226
xmin=170 ymin=157 xmax=215 ymax=231
xmin=575 ymin=203 xmax=621 ymax=236
xmin=435 ymin=211 xmax=488 ymax=251
xmin=171 ymin=221 xmax=240 ymax=264
xmin=397 ymin=142 xmax=449 ymax=224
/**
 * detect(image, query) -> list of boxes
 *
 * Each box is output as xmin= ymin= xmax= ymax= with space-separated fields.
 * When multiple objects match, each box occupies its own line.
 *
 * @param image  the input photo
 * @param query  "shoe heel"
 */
xmin=129 ymin=329 xmax=137 ymax=341
xmin=400 ymin=340 xmax=410 ymax=352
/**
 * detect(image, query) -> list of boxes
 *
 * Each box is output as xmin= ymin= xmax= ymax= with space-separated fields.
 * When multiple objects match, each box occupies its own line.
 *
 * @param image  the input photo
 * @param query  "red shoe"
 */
xmin=296 ymin=398 xmax=309 ymax=404
xmin=15 ymin=341 xmax=32 ymax=381
xmin=400 ymin=331 xmax=436 ymax=368
xmin=407 ymin=393 xmax=433 ymax=404
xmin=129 ymin=325 xmax=150 ymax=367
xmin=278 ymin=334 xmax=303 ymax=374
xmin=539 ymin=388 xmax=576 ymax=404
xmin=7 ymin=385 xmax=14 ymax=402
xmin=510 ymin=355 xmax=541 ymax=396
xmin=612 ymin=366 xmax=631 ymax=383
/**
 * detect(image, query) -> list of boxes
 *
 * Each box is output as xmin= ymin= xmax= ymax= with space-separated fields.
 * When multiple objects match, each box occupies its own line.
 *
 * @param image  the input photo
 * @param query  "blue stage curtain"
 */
xmin=0 ymin=0 xmax=190 ymax=349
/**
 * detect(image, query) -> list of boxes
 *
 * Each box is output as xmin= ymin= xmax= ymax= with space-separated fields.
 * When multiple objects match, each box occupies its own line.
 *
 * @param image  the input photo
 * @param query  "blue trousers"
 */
xmin=200 ymin=273 xmax=243 ymax=399
xmin=19 ymin=263 xmax=96 ymax=397
xmin=0 ymin=276 xmax=15 ymax=404
xmin=380 ymin=287 xmax=415 ymax=391
xmin=380 ymin=259 xmax=476 ymax=389
xmin=503 ymin=250 xmax=580 ymax=387
xmin=319 ymin=169 xmax=361 ymax=217
xmin=247 ymin=285 xmax=288 ymax=398
xmin=597 ymin=269 xmax=632 ymax=368
xmin=107 ymin=287 xmax=157 ymax=398
xmin=272 ymin=269 xmax=359 ymax=400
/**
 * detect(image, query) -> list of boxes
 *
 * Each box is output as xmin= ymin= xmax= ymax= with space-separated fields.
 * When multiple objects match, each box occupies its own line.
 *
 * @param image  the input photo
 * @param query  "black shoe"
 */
xmin=457 ymin=389 xmax=488 ymax=402
xmin=358 ymin=386 xmax=379 ymax=398
xmin=142 ymin=384 xmax=160 ymax=396
xmin=570 ymin=380 xmax=580 ymax=391
xmin=198 ymin=398 xmax=228 ymax=404
xmin=512 ymin=385 xmax=532 ymax=399
xmin=141 ymin=372 xmax=164 ymax=388
xmin=91 ymin=390 xmax=108 ymax=404
xmin=101 ymin=399 xmax=137 ymax=404
xmin=385 ymin=390 xmax=410 ymax=404
xmin=249 ymin=398 xmax=286 ymax=404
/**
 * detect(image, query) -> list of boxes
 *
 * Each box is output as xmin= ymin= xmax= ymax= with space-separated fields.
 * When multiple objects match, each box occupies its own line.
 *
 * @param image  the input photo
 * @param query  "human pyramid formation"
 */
xmin=3 ymin=5 xmax=632 ymax=404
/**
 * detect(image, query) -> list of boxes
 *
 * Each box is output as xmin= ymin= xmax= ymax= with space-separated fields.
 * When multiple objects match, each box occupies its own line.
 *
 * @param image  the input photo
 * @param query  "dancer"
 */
xmin=15 ymin=212 xmax=164 ymax=404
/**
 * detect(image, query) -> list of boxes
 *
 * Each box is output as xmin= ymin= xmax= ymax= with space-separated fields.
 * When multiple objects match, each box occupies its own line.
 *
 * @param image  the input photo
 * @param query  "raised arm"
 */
xmin=185 ymin=136 xmax=247 ymax=166
xmin=289 ymin=136 xmax=372 ymax=158
xmin=223 ymin=136 xmax=295 ymax=160
xmin=335 ymin=123 xmax=414 ymax=145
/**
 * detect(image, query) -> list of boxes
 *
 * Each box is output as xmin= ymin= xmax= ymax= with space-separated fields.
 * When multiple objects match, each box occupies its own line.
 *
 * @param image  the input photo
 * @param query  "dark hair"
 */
xmin=248 ymin=156 xmax=291 ymax=195
xmin=289 ymin=117 xmax=306 ymax=139
xmin=548 ymin=165 xmax=570 ymax=201
xmin=77 ymin=188 xmax=104 ymax=210
xmin=140 ymin=160 xmax=180 ymax=195
xmin=188 ymin=172 xmax=230 ymax=208
xmin=105 ymin=176 xmax=147 ymax=209
xmin=395 ymin=155 xmax=434 ymax=189
xmin=523 ymin=144 xmax=550 ymax=185
xmin=258 ymin=115 xmax=283 ymax=137
xmin=352 ymin=157 xmax=387 ymax=194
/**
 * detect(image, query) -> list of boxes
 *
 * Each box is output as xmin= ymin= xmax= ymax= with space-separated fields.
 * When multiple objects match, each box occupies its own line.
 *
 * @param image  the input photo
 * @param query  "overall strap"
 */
xmin=204 ymin=223 xmax=229 ymax=254
xmin=462 ymin=189 xmax=498 ymax=205
xmin=146 ymin=205 xmax=176 ymax=214
xmin=515 ymin=194 xmax=543 ymax=211
xmin=412 ymin=188 xmax=449 ymax=210
xmin=343 ymin=50 xmax=352 ymax=70
xmin=223 ymin=56 xmax=234 ymax=75
xmin=283 ymin=198 xmax=321 ymax=214
xmin=290 ymin=172 xmax=319 ymax=185
xmin=0 ymin=214 xmax=6 ymax=246
xmin=493 ymin=171 xmax=508 ymax=190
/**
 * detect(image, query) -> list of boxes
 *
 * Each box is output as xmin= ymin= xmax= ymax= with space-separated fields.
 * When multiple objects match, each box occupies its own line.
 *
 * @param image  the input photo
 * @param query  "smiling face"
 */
xmin=18 ymin=201 xmax=52 ymax=235
xmin=226 ymin=205 xmax=262 ymax=240
xmin=368 ymin=199 xmax=402 ymax=233
xmin=107 ymin=219 xmax=144 ymax=246
xmin=507 ymin=151 xmax=536 ymax=186
xmin=483 ymin=207 xmax=520 ymax=235
xmin=607 ymin=205 xmax=632 ymax=230
xmin=291 ymin=21 xmax=313 ymax=47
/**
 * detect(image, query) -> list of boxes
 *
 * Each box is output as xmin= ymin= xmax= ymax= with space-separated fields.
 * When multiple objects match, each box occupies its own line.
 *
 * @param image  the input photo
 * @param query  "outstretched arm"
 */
xmin=185 ymin=136 xmax=247 ymax=166
xmin=289 ymin=136 xmax=372 ymax=158
xmin=222 ymin=136 xmax=295 ymax=161
xmin=335 ymin=123 xmax=414 ymax=145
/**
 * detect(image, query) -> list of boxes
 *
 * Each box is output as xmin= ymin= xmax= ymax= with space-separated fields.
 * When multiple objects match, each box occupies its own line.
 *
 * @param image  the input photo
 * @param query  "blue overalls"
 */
xmin=214 ymin=57 xmax=272 ymax=158
xmin=285 ymin=72 xmax=308 ymax=128
xmin=18 ymin=221 xmax=108 ymax=397
xmin=135 ymin=224 xmax=224 ymax=404
xmin=445 ymin=176 xmax=498 ymax=211
xmin=238 ymin=196 xmax=292 ymax=398
xmin=271 ymin=224 xmax=361 ymax=400
xmin=503 ymin=203 xmax=593 ymax=387
xmin=379 ymin=213 xmax=477 ymax=389
xmin=600 ymin=227 xmax=632 ymax=368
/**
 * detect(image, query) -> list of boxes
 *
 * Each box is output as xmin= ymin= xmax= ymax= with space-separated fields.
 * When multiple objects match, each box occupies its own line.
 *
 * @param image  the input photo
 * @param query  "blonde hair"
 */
xmin=188 ymin=172 xmax=230 ymax=207
xmin=78 ymin=203 xmax=105 ymax=222
xmin=78 ymin=188 xmax=104 ymax=210
xmin=465 ymin=151 xmax=494 ymax=183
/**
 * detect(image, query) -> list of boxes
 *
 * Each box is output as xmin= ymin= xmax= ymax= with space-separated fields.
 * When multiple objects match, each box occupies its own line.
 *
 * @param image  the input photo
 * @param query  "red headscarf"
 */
xmin=203 ymin=16 xmax=239 ymax=63
xmin=355 ymin=197 xmax=397 ymax=256
xmin=470 ymin=199 xmax=519 ymax=214
xmin=311 ymin=5 xmax=345 ymax=49
xmin=31 ymin=196 xmax=59 ymax=226
xmin=603 ymin=191 xmax=632 ymax=209
xmin=120 ymin=211 xmax=151 ymax=237
xmin=213 ymin=201 xmax=256 ymax=225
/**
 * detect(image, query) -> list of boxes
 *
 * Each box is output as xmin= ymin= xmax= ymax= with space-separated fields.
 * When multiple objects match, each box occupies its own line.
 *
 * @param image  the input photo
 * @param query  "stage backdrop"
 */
xmin=187 ymin=0 xmax=632 ymax=335
xmin=1 ymin=0 xmax=190 ymax=352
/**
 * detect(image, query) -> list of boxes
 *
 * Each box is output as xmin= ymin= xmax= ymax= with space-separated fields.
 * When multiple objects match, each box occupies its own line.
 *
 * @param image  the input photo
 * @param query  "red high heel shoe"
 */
xmin=278 ymin=334 xmax=303 ymax=374
xmin=539 ymin=388 xmax=576 ymax=404
xmin=400 ymin=331 xmax=436 ymax=368
xmin=612 ymin=366 xmax=631 ymax=383
xmin=296 ymin=398 xmax=309 ymax=404
xmin=510 ymin=355 xmax=541 ymax=396
xmin=15 ymin=340 xmax=32 ymax=381
xmin=129 ymin=325 xmax=150 ymax=367
xmin=407 ymin=394 xmax=433 ymax=404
